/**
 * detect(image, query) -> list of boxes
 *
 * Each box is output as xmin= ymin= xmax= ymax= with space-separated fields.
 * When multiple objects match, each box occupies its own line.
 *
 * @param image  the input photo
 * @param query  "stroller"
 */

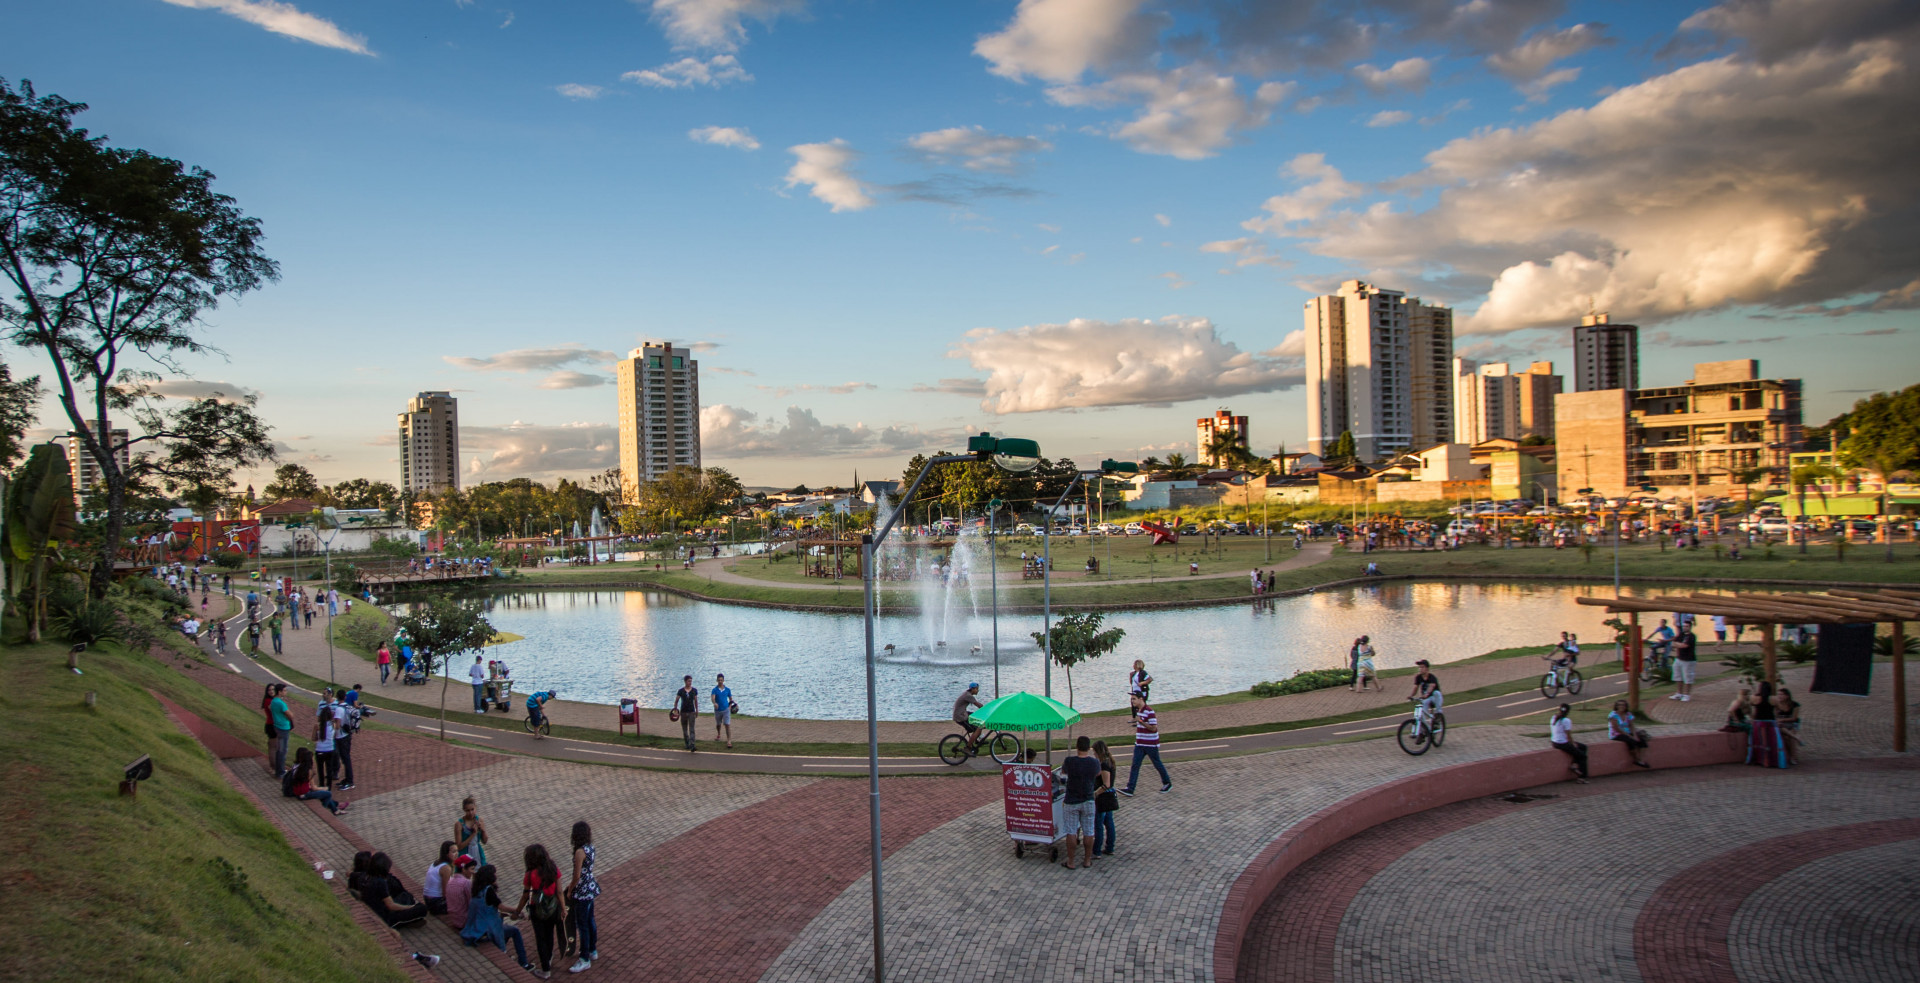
xmin=401 ymin=658 xmax=429 ymax=686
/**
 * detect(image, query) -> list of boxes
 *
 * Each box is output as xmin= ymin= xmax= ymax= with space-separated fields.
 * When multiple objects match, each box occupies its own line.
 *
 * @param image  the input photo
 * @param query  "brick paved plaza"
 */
xmin=167 ymin=614 xmax=1919 ymax=983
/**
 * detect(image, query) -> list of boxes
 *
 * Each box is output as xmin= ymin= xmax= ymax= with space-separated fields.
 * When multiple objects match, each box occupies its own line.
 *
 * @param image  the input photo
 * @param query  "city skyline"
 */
xmin=3 ymin=0 xmax=1916 ymax=491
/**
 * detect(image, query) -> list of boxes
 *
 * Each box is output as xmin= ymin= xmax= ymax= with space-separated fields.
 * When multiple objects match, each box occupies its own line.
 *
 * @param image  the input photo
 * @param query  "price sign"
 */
xmin=1003 ymin=762 xmax=1054 ymax=840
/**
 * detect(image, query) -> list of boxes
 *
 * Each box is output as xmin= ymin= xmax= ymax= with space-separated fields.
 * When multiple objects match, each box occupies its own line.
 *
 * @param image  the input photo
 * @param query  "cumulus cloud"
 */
xmin=784 ymin=140 xmax=874 ymax=212
xmin=444 ymin=345 xmax=618 ymax=373
xmin=973 ymin=0 xmax=1160 ymax=83
xmin=1241 ymin=4 xmax=1920 ymax=333
xmin=148 ymin=379 xmax=260 ymax=402
xmin=1676 ymin=0 xmax=1920 ymax=63
xmin=623 ymin=54 xmax=753 ymax=88
xmin=689 ymin=125 xmax=760 ymax=149
xmin=911 ymin=378 xmax=990 ymax=397
xmin=462 ymin=422 xmax=618 ymax=477
xmin=701 ymin=405 xmax=935 ymax=457
xmin=1200 ymin=237 xmax=1285 ymax=267
xmin=1050 ymin=68 xmax=1293 ymax=159
xmin=1367 ymin=109 xmax=1412 ymax=127
xmin=1242 ymin=153 xmax=1362 ymax=231
xmin=160 ymin=0 xmax=372 ymax=55
xmin=1487 ymin=23 xmax=1610 ymax=81
xmin=555 ymin=83 xmax=604 ymax=99
xmin=753 ymin=382 xmax=877 ymax=396
xmin=539 ymin=371 xmax=609 ymax=389
xmin=951 ymin=315 xmax=1301 ymax=413
xmin=906 ymin=127 xmax=1053 ymax=173
xmin=1352 ymin=57 xmax=1432 ymax=93
xmin=643 ymin=0 xmax=805 ymax=51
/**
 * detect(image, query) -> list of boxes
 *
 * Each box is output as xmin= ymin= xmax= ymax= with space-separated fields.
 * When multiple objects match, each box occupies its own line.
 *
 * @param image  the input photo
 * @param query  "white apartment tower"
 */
xmin=1573 ymin=313 xmax=1639 ymax=392
xmin=67 ymin=419 xmax=130 ymax=504
xmin=1453 ymin=359 xmax=1562 ymax=444
xmin=1304 ymin=280 xmax=1454 ymax=461
xmin=616 ymin=341 xmax=701 ymax=497
xmin=398 ymin=391 xmax=461 ymax=495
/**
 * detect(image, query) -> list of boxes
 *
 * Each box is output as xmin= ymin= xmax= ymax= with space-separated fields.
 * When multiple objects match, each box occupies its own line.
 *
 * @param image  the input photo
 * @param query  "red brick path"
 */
xmin=589 ymin=775 xmax=999 ymax=983
xmin=1634 ymin=816 xmax=1920 ymax=983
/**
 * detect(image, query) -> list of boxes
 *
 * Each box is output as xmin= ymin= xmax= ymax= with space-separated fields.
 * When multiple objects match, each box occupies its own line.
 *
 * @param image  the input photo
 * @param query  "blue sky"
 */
xmin=5 ymin=0 xmax=1916 ymax=489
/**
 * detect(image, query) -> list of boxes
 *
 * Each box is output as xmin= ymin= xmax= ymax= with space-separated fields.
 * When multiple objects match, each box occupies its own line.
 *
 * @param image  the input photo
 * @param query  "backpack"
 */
xmin=340 ymin=704 xmax=362 ymax=735
xmin=281 ymin=768 xmax=299 ymax=798
xmin=530 ymin=874 xmax=561 ymax=921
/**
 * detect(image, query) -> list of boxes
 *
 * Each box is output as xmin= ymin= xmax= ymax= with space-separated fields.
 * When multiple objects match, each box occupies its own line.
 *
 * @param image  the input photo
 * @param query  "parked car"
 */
xmin=1014 ymin=522 xmax=1037 ymax=533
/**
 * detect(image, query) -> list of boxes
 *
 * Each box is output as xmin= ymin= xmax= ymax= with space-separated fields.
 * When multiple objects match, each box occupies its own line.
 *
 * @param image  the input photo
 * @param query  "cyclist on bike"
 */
xmin=1408 ymin=660 xmax=1442 ymax=714
xmin=1646 ymin=619 xmax=1675 ymax=662
xmin=952 ymin=683 xmax=986 ymax=749
xmin=1545 ymin=631 xmax=1579 ymax=680
xmin=525 ymin=688 xmax=559 ymax=738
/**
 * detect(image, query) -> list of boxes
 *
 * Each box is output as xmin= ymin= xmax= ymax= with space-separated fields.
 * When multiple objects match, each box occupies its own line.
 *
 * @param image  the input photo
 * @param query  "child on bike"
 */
xmin=1545 ymin=632 xmax=1579 ymax=680
xmin=525 ymin=689 xmax=558 ymax=738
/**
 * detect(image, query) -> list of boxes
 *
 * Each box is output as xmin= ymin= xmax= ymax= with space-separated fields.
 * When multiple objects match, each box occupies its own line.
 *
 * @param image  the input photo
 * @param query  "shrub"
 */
xmin=213 ymin=551 xmax=247 ymax=570
xmin=54 ymin=597 xmax=127 ymax=646
xmin=1251 ymin=667 xmax=1354 ymax=697
xmin=1779 ymin=640 xmax=1818 ymax=665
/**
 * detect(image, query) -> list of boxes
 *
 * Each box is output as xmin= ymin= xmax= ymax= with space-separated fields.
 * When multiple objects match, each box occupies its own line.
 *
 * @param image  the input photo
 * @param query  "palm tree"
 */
xmin=1788 ymin=463 xmax=1839 ymax=553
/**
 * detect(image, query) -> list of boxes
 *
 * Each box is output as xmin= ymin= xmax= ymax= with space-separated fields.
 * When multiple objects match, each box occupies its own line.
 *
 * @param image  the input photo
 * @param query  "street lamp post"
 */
xmin=311 ymin=508 xmax=342 ymax=687
xmin=1039 ymin=462 xmax=1135 ymax=763
xmin=988 ymin=498 xmax=1002 ymax=698
xmin=861 ymin=433 xmax=1039 ymax=983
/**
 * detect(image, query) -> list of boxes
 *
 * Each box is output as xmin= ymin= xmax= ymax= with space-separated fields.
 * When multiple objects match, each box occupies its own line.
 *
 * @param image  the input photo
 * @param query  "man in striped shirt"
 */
xmin=1119 ymin=694 xmax=1172 ymax=796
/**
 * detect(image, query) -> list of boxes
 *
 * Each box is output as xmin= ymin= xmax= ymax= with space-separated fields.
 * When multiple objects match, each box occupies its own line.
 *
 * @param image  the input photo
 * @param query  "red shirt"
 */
xmin=524 ymin=868 xmax=558 ymax=899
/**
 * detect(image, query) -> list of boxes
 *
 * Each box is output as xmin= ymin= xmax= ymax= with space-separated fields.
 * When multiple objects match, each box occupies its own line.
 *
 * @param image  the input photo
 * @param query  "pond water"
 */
xmin=423 ymin=581 xmax=1661 ymax=721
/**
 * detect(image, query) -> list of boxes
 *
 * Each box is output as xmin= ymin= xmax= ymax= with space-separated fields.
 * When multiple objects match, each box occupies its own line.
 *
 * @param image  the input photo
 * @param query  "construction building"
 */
xmin=397 ymin=391 xmax=461 ymax=495
xmin=1303 ymin=280 xmax=1454 ymax=461
xmin=616 ymin=340 xmax=701 ymax=497
xmin=1196 ymin=409 xmax=1250 ymax=467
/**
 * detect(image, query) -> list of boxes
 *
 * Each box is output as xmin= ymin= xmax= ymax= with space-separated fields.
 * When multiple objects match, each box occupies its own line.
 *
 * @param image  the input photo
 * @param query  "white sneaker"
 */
xmin=1679 ymin=694 xmax=1691 ymax=702
xmin=569 ymin=958 xmax=592 ymax=974
xmin=1667 ymin=694 xmax=1681 ymax=700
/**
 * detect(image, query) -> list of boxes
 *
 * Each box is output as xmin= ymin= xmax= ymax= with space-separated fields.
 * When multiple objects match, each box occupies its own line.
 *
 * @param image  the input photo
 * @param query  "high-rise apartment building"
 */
xmin=67 ymin=418 xmax=130 ymax=504
xmin=616 ymin=341 xmax=701 ymax=497
xmin=1304 ymin=280 xmax=1454 ymax=460
xmin=398 ymin=392 xmax=460 ymax=495
xmin=1196 ymin=409 xmax=1249 ymax=466
xmin=1453 ymin=360 xmax=1562 ymax=445
xmin=1573 ymin=313 xmax=1639 ymax=392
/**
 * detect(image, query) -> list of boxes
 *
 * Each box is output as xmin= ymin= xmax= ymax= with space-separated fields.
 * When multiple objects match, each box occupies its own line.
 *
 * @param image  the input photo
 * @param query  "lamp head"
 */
xmin=1100 ymin=460 xmax=1139 ymax=475
xmin=125 ymin=754 xmax=153 ymax=783
xmin=969 ymin=432 xmax=1042 ymax=473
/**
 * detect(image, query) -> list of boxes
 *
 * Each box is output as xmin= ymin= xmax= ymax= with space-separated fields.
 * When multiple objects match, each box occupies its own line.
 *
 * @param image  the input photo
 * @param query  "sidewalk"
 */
xmin=688 ymin=540 xmax=1335 ymax=592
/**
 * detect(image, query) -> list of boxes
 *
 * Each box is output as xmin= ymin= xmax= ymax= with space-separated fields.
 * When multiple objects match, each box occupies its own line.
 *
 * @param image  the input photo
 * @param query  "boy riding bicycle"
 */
xmin=1545 ymin=632 xmax=1580 ymax=681
xmin=525 ymin=688 xmax=558 ymax=737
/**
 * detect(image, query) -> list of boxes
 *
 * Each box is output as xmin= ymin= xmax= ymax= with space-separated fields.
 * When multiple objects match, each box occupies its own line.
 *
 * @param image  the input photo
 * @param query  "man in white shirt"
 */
xmin=468 ymin=656 xmax=489 ymax=713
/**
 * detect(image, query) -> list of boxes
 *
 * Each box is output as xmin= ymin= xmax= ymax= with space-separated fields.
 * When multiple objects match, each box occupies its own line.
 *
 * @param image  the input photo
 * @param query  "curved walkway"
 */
xmin=686 ymin=541 xmax=1336 ymax=592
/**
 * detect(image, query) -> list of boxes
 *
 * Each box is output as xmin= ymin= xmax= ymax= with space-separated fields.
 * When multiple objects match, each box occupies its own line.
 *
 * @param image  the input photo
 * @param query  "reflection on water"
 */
xmin=429 ymin=581 xmax=1669 ymax=721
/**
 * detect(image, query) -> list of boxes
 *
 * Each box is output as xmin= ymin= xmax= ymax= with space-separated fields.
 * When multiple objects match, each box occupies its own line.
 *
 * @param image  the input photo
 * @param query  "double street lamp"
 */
xmin=860 ymin=432 xmax=1040 ymax=983
xmin=1038 ymin=460 xmax=1136 ymax=764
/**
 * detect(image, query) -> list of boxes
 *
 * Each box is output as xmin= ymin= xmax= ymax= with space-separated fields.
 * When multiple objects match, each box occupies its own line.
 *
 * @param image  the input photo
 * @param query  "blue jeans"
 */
xmin=272 ymin=728 xmax=290 ymax=775
xmin=572 ymin=897 xmax=597 ymax=957
xmin=484 ymin=924 xmax=527 ymax=966
xmin=1093 ymin=810 xmax=1116 ymax=854
xmin=1125 ymin=744 xmax=1170 ymax=792
xmin=299 ymin=788 xmax=339 ymax=814
xmin=473 ymin=683 xmax=486 ymax=712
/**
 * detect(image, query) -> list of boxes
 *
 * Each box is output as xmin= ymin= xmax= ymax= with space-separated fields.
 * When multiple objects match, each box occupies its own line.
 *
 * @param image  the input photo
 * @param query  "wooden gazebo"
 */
xmin=1578 ymin=588 xmax=1914 ymax=751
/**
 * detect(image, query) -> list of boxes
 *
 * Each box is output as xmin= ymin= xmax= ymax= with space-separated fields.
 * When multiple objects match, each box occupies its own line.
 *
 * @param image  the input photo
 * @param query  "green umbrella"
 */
xmin=970 ymin=691 xmax=1082 ymax=731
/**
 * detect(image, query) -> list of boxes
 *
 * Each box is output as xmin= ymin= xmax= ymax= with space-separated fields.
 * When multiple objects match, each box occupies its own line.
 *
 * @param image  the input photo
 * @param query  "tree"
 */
xmin=2 ymin=442 xmax=75 ymax=641
xmin=329 ymin=477 xmax=400 ymax=512
xmin=263 ymin=463 xmax=321 ymax=501
xmin=392 ymin=595 xmax=497 ymax=740
xmin=1834 ymin=385 xmax=1920 ymax=562
xmin=1 ymin=80 xmax=278 ymax=595
xmin=0 ymin=358 xmax=40 ymax=472
xmin=1788 ymin=462 xmax=1840 ymax=554
xmin=1030 ymin=611 xmax=1125 ymax=709
xmin=1329 ymin=430 xmax=1357 ymax=466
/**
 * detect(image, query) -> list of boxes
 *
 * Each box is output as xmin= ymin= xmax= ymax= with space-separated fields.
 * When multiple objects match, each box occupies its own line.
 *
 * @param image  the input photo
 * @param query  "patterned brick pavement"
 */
xmin=1728 ymin=838 xmax=1920 ymax=983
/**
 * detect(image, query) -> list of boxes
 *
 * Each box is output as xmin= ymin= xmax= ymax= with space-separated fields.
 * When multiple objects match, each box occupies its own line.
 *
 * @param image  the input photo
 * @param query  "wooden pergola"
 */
xmin=1577 ymin=588 xmax=1914 ymax=751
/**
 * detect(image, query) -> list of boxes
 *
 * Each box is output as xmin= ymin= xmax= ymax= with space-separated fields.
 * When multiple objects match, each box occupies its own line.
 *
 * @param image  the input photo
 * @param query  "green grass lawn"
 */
xmin=0 ymin=637 xmax=406 ymax=982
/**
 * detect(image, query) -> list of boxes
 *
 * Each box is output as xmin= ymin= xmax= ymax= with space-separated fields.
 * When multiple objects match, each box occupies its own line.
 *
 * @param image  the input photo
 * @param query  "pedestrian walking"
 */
xmin=1059 ymin=735 xmax=1102 ymax=869
xmin=378 ymin=642 xmax=392 ymax=684
xmin=456 ymin=796 xmax=490 ymax=867
xmin=1118 ymin=694 xmax=1171 ymax=796
xmin=712 ymin=673 xmax=735 ymax=748
xmin=675 ymin=675 xmax=700 ymax=752
xmin=1091 ymin=739 xmax=1118 ymax=856
xmin=1128 ymin=660 xmax=1152 ymax=704
xmin=268 ymin=612 xmax=284 ymax=654
xmin=469 ymin=656 xmax=488 ymax=713
xmin=1549 ymin=704 xmax=1588 ymax=783
xmin=1348 ymin=636 xmax=1375 ymax=691
xmin=508 ymin=844 xmax=566 ymax=980
xmin=247 ymin=618 xmax=262 ymax=656
xmin=1711 ymin=614 xmax=1728 ymax=645
xmin=565 ymin=821 xmax=600 ymax=973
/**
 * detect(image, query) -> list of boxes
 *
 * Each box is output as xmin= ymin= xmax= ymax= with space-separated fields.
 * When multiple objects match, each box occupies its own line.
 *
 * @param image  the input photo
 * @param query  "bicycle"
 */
xmin=1540 ymin=660 xmax=1584 ymax=700
xmin=1396 ymin=698 xmax=1447 ymax=755
xmin=938 ymin=727 xmax=1023 ymax=766
xmin=1638 ymin=644 xmax=1672 ymax=683
xmin=524 ymin=708 xmax=551 ymax=738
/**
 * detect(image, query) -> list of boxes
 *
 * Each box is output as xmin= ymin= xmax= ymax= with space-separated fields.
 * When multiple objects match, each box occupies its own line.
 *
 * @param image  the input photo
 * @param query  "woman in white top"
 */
xmin=313 ymin=706 xmax=339 ymax=789
xmin=424 ymin=840 xmax=455 ymax=916
xmin=1549 ymin=704 xmax=1588 ymax=783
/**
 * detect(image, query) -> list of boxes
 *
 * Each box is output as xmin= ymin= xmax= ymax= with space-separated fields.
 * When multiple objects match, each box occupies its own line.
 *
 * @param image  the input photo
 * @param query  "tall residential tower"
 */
xmin=616 ymin=341 xmax=701 ymax=498
xmin=1573 ymin=313 xmax=1639 ymax=392
xmin=397 ymin=392 xmax=460 ymax=495
xmin=1196 ymin=409 xmax=1249 ymax=467
xmin=1304 ymin=280 xmax=1454 ymax=461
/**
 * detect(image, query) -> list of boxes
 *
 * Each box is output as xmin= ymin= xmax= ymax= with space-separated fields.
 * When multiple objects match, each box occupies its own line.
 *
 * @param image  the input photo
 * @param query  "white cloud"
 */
xmin=1488 ymin=23 xmax=1610 ymax=81
xmin=753 ymin=381 xmax=877 ymax=396
xmin=555 ymin=83 xmax=604 ymax=100
xmin=973 ymin=0 xmax=1159 ymax=83
xmin=689 ymin=125 xmax=761 ymax=150
xmin=1050 ymin=68 xmax=1292 ymax=159
xmin=1352 ymin=57 xmax=1432 ymax=93
xmin=1367 ymin=109 xmax=1412 ymax=127
xmin=160 ymin=0 xmax=371 ymax=55
xmin=951 ymin=315 xmax=1301 ymax=413
xmin=910 ymin=378 xmax=989 ymax=397
xmin=701 ymin=404 xmax=935 ymax=457
xmin=1261 ymin=11 xmax=1920 ymax=333
xmin=1242 ymin=153 xmax=1362 ymax=232
xmin=1154 ymin=213 xmax=1171 ymax=226
xmin=1199 ymin=237 xmax=1285 ymax=267
xmin=462 ymin=422 xmax=618 ymax=478
xmin=1516 ymin=67 xmax=1581 ymax=102
xmin=1158 ymin=271 xmax=1193 ymax=289
xmin=783 ymin=140 xmax=874 ymax=212
xmin=538 ymin=371 xmax=609 ymax=389
xmin=905 ymin=127 xmax=1053 ymax=172
xmin=444 ymin=345 xmax=618 ymax=373
xmin=148 ymin=379 xmax=259 ymax=402
xmin=643 ymin=0 xmax=805 ymax=51
xmin=622 ymin=54 xmax=753 ymax=88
